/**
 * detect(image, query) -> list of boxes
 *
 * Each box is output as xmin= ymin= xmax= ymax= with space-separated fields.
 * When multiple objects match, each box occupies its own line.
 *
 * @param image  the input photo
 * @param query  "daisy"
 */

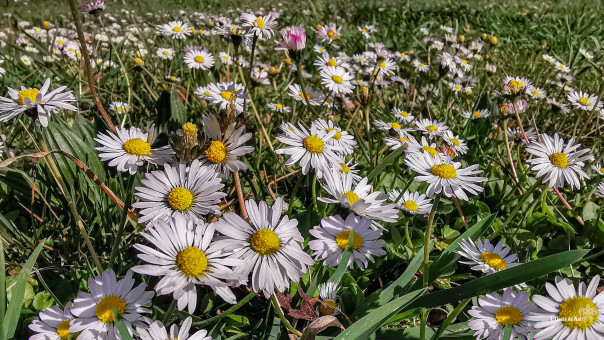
xmin=388 ymin=190 xmax=433 ymax=215
xmin=567 ymin=90 xmax=602 ymax=111
xmin=555 ymin=62 xmax=571 ymax=73
xmin=526 ymin=275 xmax=604 ymax=339
xmin=542 ymin=54 xmax=557 ymax=63
xmin=318 ymin=167 xmax=399 ymax=223
xmin=591 ymin=163 xmax=604 ymax=176
xmin=211 ymin=197 xmax=314 ymax=298
xmin=275 ymin=25 xmax=306 ymax=57
xmin=206 ymin=82 xmax=247 ymax=113
xmin=184 ymin=48 xmax=215 ymax=70
xmin=109 ymin=101 xmax=129 ymax=114
xmin=502 ymin=76 xmax=532 ymax=96
xmin=29 ymin=303 xmax=77 ymax=340
xmin=405 ymin=152 xmax=487 ymax=200
xmin=81 ymin=0 xmax=106 ymax=15
xmin=392 ymin=108 xmax=414 ymax=124
xmin=373 ymin=58 xmax=396 ymax=77
xmin=267 ymin=102 xmax=291 ymax=113
xmin=317 ymin=282 xmax=341 ymax=316
xmin=308 ymin=214 xmax=386 ymax=269
xmin=136 ymin=317 xmax=212 ymax=340
xmin=461 ymin=109 xmax=490 ymax=120
xmin=21 ymin=55 xmax=32 ymax=66
xmin=597 ymin=183 xmax=604 ymax=198
xmin=132 ymin=159 xmax=226 ymax=223
xmin=442 ymin=130 xmax=469 ymax=156
xmin=412 ymin=59 xmax=429 ymax=72
xmin=468 ymin=288 xmax=536 ymax=340
xmin=508 ymin=127 xmax=538 ymax=143
xmin=405 ymin=136 xmax=441 ymax=158
xmin=580 ymin=48 xmax=594 ymax=60
xmin=314 ymin=53 xmax=348 ymax=69
xmin=94 ymin=126 xmax=174 ymax=175
xmin=525 ymin=133 xmax=593 ymax=190
xmin=414 ymin=118 xmax=449 ymax=138
xmin=218 ymin=52 xmax=233 ymax=65
xmin=240 ymin=12 xmax=278 ymax=39
xmin=527 ymin=86 xmax=547 ymax=99
xmin=311 ymin=118 xmax=356 ymax=156
xmin=384 ymin=133 xmax=415 ymax=151
xmin=132 ymin=214 xmax=243 ymax=312
xmin=320 ymin=66 xmax=354 ymax=95
xmin=315 ymin=23 xmax=341 ymax=42
xmin=275 ymin=122 xmax=343 ymax=177
xmin=69 ymin=270 xmax=154 ymax=339
xmin=157 ymin=21 xmax=192 ymax=39
xmin=333 ymin=159 xmax=362 ymax=183
xmin=0 ymin=78 xmax=77 ymax=127
xmin=199 ymin=113 xmax=254 ymax=175
xmin=456 ymin=238 xmax=520 ymax=274
xmin=373 ymin=119 xmax=410 ymax=133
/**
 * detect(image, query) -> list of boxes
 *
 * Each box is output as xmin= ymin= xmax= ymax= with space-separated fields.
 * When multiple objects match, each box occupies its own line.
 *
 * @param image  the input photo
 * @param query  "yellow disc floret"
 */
xmin=578 ymin=97 xmax=591 ymax=106
xmin=339 ymin=162 xmax=350 ymax=174
xmin=549 ymin=152 xmax=569 ymax=168
xmin=182 ymin=122 xmax=198 ymax=147
xmin=250 ymin=229 xmax=280 ymax=255
xmin=254 ymin=17 xmax=265 ymax=28
xmin=495 ymin=306 xmax=523 ymax=326
xmin=327 ymin=59 xmax=337 ymax=67
xmin=430 ymin=164 xmax=457 ymax=179
xmin=335 ymin=230 xmax=363 ymax=250
xmin=558 ymin=296 xmax=598 ymax=330
xmin=95 ymin=295 xmax=126 ymax=324
xmin=173 ymin=26 xmax=182 ymax=32
xmin=480 ymin=251 xmax=507 ymax=271
xmin=402 ymin=200 xmax=419 ymax=211
xmin=123 ymin=138 xmax=151 ymax=156
xmin=176 ymin=246 xmax=208 ymax=278
xmin=303 ymin=135 xmax=325 ymax=154
xmin=327 ymin=127 xmax=342 ymax=140
xmin=167 ymin=187 xmax=194 ymax=212
xmin=421 ymin=146 xmax=439 ymax=157
xmin=205 ymin=141 xmax=227 ymax=163
xmin=194 ymin=56 xmax=205 ymax=63
xmin=319 ymin=299 xmax=338 ymax=315
xmin=341 ymin=191 xmax=361 ymax=206
xmin=56 ymin=319 xmax=72 ymax=339
xmin=17 ymin=88 xmax=40 ymax=105
xmin=390 ymin=122 xmax=402 ymax=129
xmin=332 ymin=75 xmax=343 ymax=84
xmin=221 ymin=91 xmax=234 ymax=101
xmin=426 ymin=125 xmax=439 ymax=132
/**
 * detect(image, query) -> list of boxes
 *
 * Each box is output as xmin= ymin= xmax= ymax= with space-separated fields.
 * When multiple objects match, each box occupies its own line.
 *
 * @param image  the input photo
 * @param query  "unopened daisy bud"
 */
xmin=464 ymin=24 xmax=470 ymax=32
xmin=275 ymin=25 xmax=306 ymax=62
xmin=459 ymin=35 xmax=465 ymax=42
xmin=42 ymin=21 xmax=51 ymax=30
xmin=490 ymin=36 xmax=498 ymax=44
xmin=500 ymin=104 xmax=509 ymax=115
xmin=134 ymin=57 xmax=144 ymax=66
xmin=269 ymin=66 xmax=278 ymax=74
xmin=182 ymin=122 xmax=198 ymax=148
xmin=481 ymin=33 xmax=487 ymax=40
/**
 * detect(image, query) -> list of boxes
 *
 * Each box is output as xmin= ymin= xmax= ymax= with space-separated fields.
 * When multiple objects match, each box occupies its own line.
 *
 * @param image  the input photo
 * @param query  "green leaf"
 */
xmin=0 ymin=233 xmax=5 ymax=340
xmin=583 ymin=202 xmax=599 ymax=221
xmin=367 ymin=147 xmax=404 ymax=181
xmin=32 ymin=292 xmax=55 ymax=311
xmin=170 ymin=89 xmax=187 ymax=124
xmin=112 ymin=308 xmax=133 ymax=340
xmin=327 ymin=231 xmax=355 ymax=285
xmin=502 ymin=325 xmax=512 ymax=340
xmin=3 ymin=242 xmax=44 ymax=339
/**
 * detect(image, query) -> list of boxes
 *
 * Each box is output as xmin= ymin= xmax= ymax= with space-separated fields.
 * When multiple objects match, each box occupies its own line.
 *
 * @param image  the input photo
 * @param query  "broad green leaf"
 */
xmin=367 ymin=147 xmax=404 ymax=181
xmin=170 ymin=89 xmax=187 ymax=124
xmin=32 ymin=291 xmax=55 ymax=311
xmin=112 ymin=308 xmax=133 ymax=340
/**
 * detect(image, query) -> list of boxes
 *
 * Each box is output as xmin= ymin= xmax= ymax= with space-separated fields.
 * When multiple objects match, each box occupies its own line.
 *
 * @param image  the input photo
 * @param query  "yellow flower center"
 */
xmin=303 ymin=135 xmax=325 ymax=154
xmin=123 ymin=138 xmax=151 ymax=156
xmin=430 ymin=164 xmax=457 ymax=179
xmin=221 ymin=90 xmax=234 ymax=101
xmin=600 ymin=168 xmax=604 ymax=174
xmin=134 ymin=57 xmax=144 ymax=66
xmin=332 ymin=75 xmax=343 ymax=84
xmin=508 ymin=79 xmax=524 ymax=94
xmin=327 ymin=58 xmax=337 ymax=67
xmin=426 ymin=125 xmax=438 ymax=132
xmin=176 ymin=246 xmax=208 ymax=278
xmin=421 ymin=146 xmax=439 ymax=157
xmin=275 ymin=103 xmax=283 ymax=109
xmin=194 ymin=56 xmax=205 ymax=63
xmin=335 ymin=230 xmax=363 ymax=250
xmin=450 ymin=138 xmax=460 ymax=147
xmin=495 ymin=306 xmax=523 ymax=326
xmin=558 ymin=296 xmax=598 ymax=330
xmin=116 ymin=107 xmax=125 ymax=112
xmin=56 ymin=319 xmax=72 ymax=339
xmin=400 ymin=111 xmax=409 ymax=117
xmin=173 ymin=26 xmax=182 ymax=32
xmin=402 ymin=200 xmax=419 ymax=211
xmin=480 ymin=251 xmax=507 ymax=271
xmin=379 ymin=61 xmax=386 ymax=68
xmin=549 ymin=152 xmax=569 ymax=168
xmin=95 ymin=295 xmax=126 ymax=324
xmin=17 ymin=88 xmax=40 ymax=105
xmin=454 ymin=85 xmax=462 ymax=90
xmin=473 ymin=111 xmax=481 ymax=118
xmin=341 ymin=191 xmax=361 ymax=206
xmin=532 ymin=90 xmax=540 ymax=95
xmin=578 ymin=97 xmax=591 ymax=106
xmin=162 ymin=50 xmax=170 ymax=55
xmin=182 ymin=122 xmax=198 ymax=147
xmin=339 ymin=162 xmax=350 ymax=174
xmin=167 ymin=187 xmax=194 ymax=212
xmin=299 ymin=91 xmax=311 ymax=100
xmin=205 ymin=141 xmax=227 ymax=163
xmin=319 ymin=299 xmax=338 ymax=316
xmin=419 ymin=63 xmax=425 ymax=67
xmin=254 ymin=17 xmax=265 ymax=28
xmin=390 ymin=122 xmax=402 ymax=129
xmin=327 ymin=30 xmax=335 ymax=38
xmin=327 ymin=127 xmax=342 ymax=140
xmin=250 ymin=229 xmax=280 ymax=255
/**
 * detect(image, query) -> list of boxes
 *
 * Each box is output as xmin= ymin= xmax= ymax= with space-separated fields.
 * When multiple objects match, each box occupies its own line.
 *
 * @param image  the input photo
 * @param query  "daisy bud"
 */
xmin=182 ymin=122 xmax=198 ymax=148
xmin=275 ymin=25 xmax=306 ymax=61
xmin=490 ymin=35 xmax=498 ymax=44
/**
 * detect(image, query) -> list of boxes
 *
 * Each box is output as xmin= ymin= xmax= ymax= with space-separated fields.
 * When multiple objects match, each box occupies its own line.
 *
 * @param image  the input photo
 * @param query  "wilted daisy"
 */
xmin=275 ymin=122 xmax=343 ymax=177
xmin=320 ymin=66 xmax=354 ymax=95
xmin=456 ymin=238 xmax=520 ymax=274
xmin=414 ymin=118 xmax=449 ymax=138
xmin=199 ymin=113 xmax=254 ymax=175
xmin=461 ymin=109 xmax=490 ymax=120
xmin=94 ymin=126 xmax=174 ymax=175
xmin=109 ymin=101 xmax=129 ymax=114
xmin=81 ymin=0 xmax=106 ymax=15
xmin=157 ymin=21 xmax=192 ymax=39
xmin=184 ymin=48 xmax=215 ymax=70
xmin=405 ymin=152 xmax=487 ymax=200
xmin=388 ymin=189 xmax=433 ymax=215
xmin=311 ymin=118 xmax=356 ymax=155
xmin=317 ymin=282 xmax=341 ymax=316
xmin=69 ymin=270 xmax=153 ymax=339
xmin=29 ymin=303 xmax=77 ymax=340
xmin=267 ymin=102 xmax=290 ymax=113
xmin=0 ymin=78 xmax=77 ymax=127
xmin=132 ymin=159 xmax=226 ymax=223
xmin=567 ymin=90 xmax=602 ymax=111
xmin=468 ymin=288 xmax=536 ymax=340
xmin=211 ymin=197 xmax=314 ymax=298
xmin=318 ymin=168 xmax=399 ymax=223
xmin=133 ymin=214 xmax=243 ymax=312
xmin=526 ymin=275 xmax=604 ymax=339
xmin=137 ymin=317 xmax=212 ymax=340
xmin=525 ymin=133 xmax=593 ymax=190
xmin=240 ymin=12 xmax=278 ymax=39
xmin=308 ymin=214 xmax=386 ymax=269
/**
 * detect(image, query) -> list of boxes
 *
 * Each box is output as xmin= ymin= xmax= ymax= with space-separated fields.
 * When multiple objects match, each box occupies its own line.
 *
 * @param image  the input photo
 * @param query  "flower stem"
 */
xmin=501 ymin=118 xmax=522 ymax=193
xmin=270 ymin=294 xmax=302 ymax=337
xmin=107 ymin=174 xmax=135 ymax=269
xmin=512 ymin=100 xmax=530 ymax=144
xmin=451 ymin=194 xmax=469 ymax=230
xmin=552 ymin=185 xmax=584 ymax=225
xmin=233 ymin=171 xmax=249 ymax=221
xmin=236 ymin=65 xmax=274 ymax=152
xmin=312 ymin=173 xmax=319 ymax=212
xmin=193 ymin=291 xmax=256 ymax=327
xmin=287 ymin=174 xmax=304 ymax=216
xmin=294 ymin=61 xmax=319 ymax=116
xmin=422 ymin=194 xmax=440 ymax=289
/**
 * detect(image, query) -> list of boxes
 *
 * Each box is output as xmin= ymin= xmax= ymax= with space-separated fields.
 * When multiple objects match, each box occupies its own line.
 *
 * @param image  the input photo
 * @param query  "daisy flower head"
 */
xmin=94 ymin=126 xmax=174 ymax=175
xmin=29 ymin=303 xmax=77 ymax=340
xmin=109 ymin=101 xmax=128 ymax=114
xmin=567 ymin=90 xmax=603 ymax=111
xmin=320 ymin=66 xmax=354 ymax=95
xmin=456 ymin=238 xmax=520 ymax=274
xmin=373 ymin=57 xmax=396 ymax=77
xmin=132 ymin=159 xmax=226 ymax=223
xmin=287 ymin=84 xmax=322 ymax=106
xmin=211 ymin=197 xmax=314 ymax=298
xmin=333 ymin=159 xmax=362 ymax=183
xmin=526 ymin=275 xmax=604 ymax=340
xmin=388 ymin=189 xmax=433 ymax=215
xmin=318 ymin=167 xmax=399 ymax=223
xmin=461 ymin=109 xmax=490 ymax=120
xmin=81 ymin=0 xmax=106 ymax=15
xmin=597 ymin=183 xmax=604 ymax=198
xmin=442 ymin=130 xmax=469 ymax=156
xmin=132 ymin=214 xmax=244 ymax=312
xmin=267 ymin=102 xmax=290 ymax=113
xmin=275 ymin=122 xmax=344 ymax=177
xmin=508 ymin=127 xmax=538 ymax=143
xmin=69 ymin=270 xmax=153 ymax=339
xmin=199 ymin=113 xmax=254 ymax=175
xmin=392 ymin=107 xmax=414 ymax=123
xmin=592 ymin=163 xmax=604 ymax=176
xmin=405 ymin=152 xmax=487 ymax=200
xmin=158 ymin=21 xmax=192 ymax=39
xmin=311 ymin=118 xmax=356 ymax=156
xmin=207 ymin=82 xmax=247 ymax=113
xmin=502 ymin=76 xmax=532 ymax=97
xmin=315 ymin=53 xmax=349 ymax=69
xmin=240 ymin=12 xmax=278 ymax=39
xmin=412 ymin=59 xmax=430 ymax=72
xmin=547 ymin=97 xmax=571 ymax=115
xmin=525 ymin=133 xmax=593 ymax=190
xmin=317 ymin=282 xmax=341 ymax=316
xmin=315 ymin=23 xmax=341 ymax=43
xmin=0 ymin=78 xmax=77 ymax=127
xmin=580 ymin=48 xmax=594 ymax=60
xmin=542 ymin=54 xmax=557 ymax=63
xmin=137 ymin=317 xmax=211 ymax=340
xmin=468 ymin=288 xmax=536 ymax=340
xmin=414 ymin=118 xmax=449 ymax=138
xmin=156 ymin=47 xmax=174 ymax=60
xmin=275 ymin=25 xmax=306 ymax=60
xmin=405 ymin=136 xmax=441 ymax=158
xmin=526 ymin=86 xmax=547 ymax=99
xmin=384 ymin=132 xmax=415 ymax=151
xmin=373 ymin=119 xmax=411 ymax=133
xmin=555 ymin=62 xmax=571 ymax=73
xmin=184 ymin=47 xmax=215 ymax=70
xmin=309 ymin=214 xmax=386 ymax=269
xmin=218 ymin=52 xmax=233 ymax=65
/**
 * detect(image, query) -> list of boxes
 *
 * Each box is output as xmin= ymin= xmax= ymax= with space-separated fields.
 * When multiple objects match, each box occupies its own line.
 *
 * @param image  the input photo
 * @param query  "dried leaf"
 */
xmin=300 ymin=316 xmax=345 ymax=340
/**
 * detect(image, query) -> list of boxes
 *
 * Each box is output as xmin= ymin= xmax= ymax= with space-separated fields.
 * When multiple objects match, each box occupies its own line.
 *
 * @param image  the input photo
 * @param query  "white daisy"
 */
xmin=287 ymin=84 xmax=322 ymax=106
xmin=156 ymin=47 xmax=174 ymax=60
xmin=310 ymin=118 xmax=356 ymax=156
xmin=333 ymin=159 xmax=362 ymax=183
xmin=0 ymin=78 xmax=77 ymax=127
xmin=596 ymin=183 xmax=604 ymax=198
xmin=157 ymin=21 xmax=192 ymax=39
xmin=525 ymin=133 xmax=593 ymax=190
xmin=542 ymin=54 xmax=557 ymax=63
xmin=442 ymin=130 xmax=469 ymax=156
xmin=526 ymin=275 xmax=604 ymax=340
xmin=527 ymin=86 xmax=547 ymax=99
xmin=109 ymin=101 xmax=129 ymax=114
xmin=136 ymin=317 xmax=212 ymax=340
xmin=184 ymin=48 xmax=215 ymax=70
xmin=392 ymin=107 xmax=414 ymax=124
xmin=240 ymin=12 xmax=278 ymax=39
xmin=21 ymin=55 xmax=32 ymax=66
xmin=211 ymin=197 xmax=314 ymax=298
xmin=461 ymin=109 xmax=490 ymax=120
xmin=29 ymin=303 xmax=77 ymax=340
xmin=405 ymin=136 xmax=441 ymax=158
xmin=555 ymin=62 xmax=571 ymax=73
xmin=388 ymin=190 xmax=433 ymax=215
xmin=592 ymin=163 xmax=604 ymax=176
xmin=502 ymin=76 xmax=532 ymax=96
xmin=132 ymin=159 xmax=226 ymax=223
xmin=508 ymin=127 xmax=538 ymax=143
xmin=314 ymin=53 xmax=349 ymax=69
xmin=94 ymin=126 xmax=174 ymax=175
xmin=414 ymin=118 xmax=449 ymax=138
xmin=456 ymin=238 xmax=520 ymax=274
xmin=373 ymin=119 xmax=410 ymax=133
xmin=384 ymin=132 xmax=415 ymax=151
xmin=69 ymin=270 xmax=154 ymax=339
xmin=412 ymin=59 xmax=429 ymax=72
xmin=207 ymin=82 xmax=247 ymax=113
xmin=218 ymin=52 xmax=233 ymax=65
xmin=132 ymin=214 xmax=243 ymax=312
xmin=267 ymin=102 xmax=290 ymax=113
xmin=308 ymin=214 xmax=386 ymax=269
xmin=468 ymin=288 xmax=536 ymax=340
xmin=567 ymin=91 xmax=602 ymax=111
xmin=320 ymin=66 xmax=354 ymax=95
xmin=405 ymin=152 xmax=487 ymax=200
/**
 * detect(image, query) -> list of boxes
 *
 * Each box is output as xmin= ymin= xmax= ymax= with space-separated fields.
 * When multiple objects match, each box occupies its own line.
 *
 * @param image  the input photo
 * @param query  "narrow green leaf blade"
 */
xmin=367 ymin=147 xmax=404 ymax=181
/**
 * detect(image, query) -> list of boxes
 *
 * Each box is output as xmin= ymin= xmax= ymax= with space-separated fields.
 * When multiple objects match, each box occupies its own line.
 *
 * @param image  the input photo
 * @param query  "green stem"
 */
xmin=193 ymin=291 xmax=256 ymax=327
xmin=312 ymin=173 xmax=319 ymax=212
xmin=420 ymin=194 xmax=440 ymax=340
xmin=107 ymin=174 xmax=135 ymax=269
xmin=287 ymin=174 xmax=304 ymax=216
xmin=161 ymin=300 xmax=176 ymax=324
xmin=270 ymin=294 xmax=302 ymax=337
xmin=491 ymin=180 xmax=541 ymax=239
